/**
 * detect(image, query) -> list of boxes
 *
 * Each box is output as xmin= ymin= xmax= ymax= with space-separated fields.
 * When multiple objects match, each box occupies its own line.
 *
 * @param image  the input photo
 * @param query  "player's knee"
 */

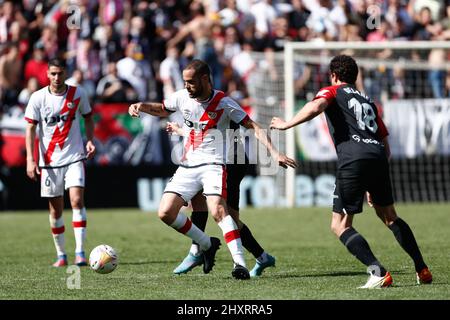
xmin=70 ymin=196 xmax=83 ymax=209
xmin=330 ymin=219 xmax=346 ymax=237
xmin=330 ymin=223 xmax=341 ymax=237
xmin=158 ymin=209 xmax=174 ymax=224
xmin=210 ymin=206 xmax=227 ymax=222
xmin=375 ymin=205 xmax=397 ymax=226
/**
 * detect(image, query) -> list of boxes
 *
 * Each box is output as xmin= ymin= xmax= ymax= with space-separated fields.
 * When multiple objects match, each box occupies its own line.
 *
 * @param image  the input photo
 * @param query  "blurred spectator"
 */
xmin=0 ymin=42 xmax=22 ymax=107
xmin=18 ymin=77 xmax=39 ymax=107
xmin=99 ymin=0 xmax=127 ymax=26
xmin=427 ymin=48 xmax=446 ymax=98
xmin=250 ymin=0 xmax=277 ymax=37
xmin=24 ymin=41 xmax=50 ymax=88
xmin=231 ymin=40 xmax=256 ymax=85
xmin=288 ymin=0 xmax=311 ymax=41
xmin=37 ymin=25 xmax=58 ymax=59
xmin=159 ymin=46 xmax=184 ymax=99
xmin=0 ymin=1 xmax=27 ymax=44
xmin=94 ymin=24 xmax=124 ymax=75
xmin=218 ymin=0 xmax=241 ymax=28
xmin=167 ymin=1 xmax=223 ymax=89
xmin=412 ymin=0 xmax=444 ymax=22
xmin=221 ymin=25 xmax=242 ymax=62
xmin=306 ymin=0 xmax=347 ymax=40
xmin=411 ymin=6 xmax=441 ymax=40
xmin=96 ymin=62 xmax=137 ymax=103
xmin=65 ymin=68 xmax=96 ymax=101
xmin=116 ymin=41 xmax=153 ymax=101
xmin=76 ymin=37 xmax=101 ymax=97
xmin=383 ymin=0 xmax=414 ymax=39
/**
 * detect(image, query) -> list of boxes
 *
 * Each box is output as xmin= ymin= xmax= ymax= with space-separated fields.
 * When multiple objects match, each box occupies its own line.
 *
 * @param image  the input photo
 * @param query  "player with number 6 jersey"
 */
xmin=271 ymin=54 xmax=431 ymax=289
xmin=25 ymin=58 xmax=96 ymax=268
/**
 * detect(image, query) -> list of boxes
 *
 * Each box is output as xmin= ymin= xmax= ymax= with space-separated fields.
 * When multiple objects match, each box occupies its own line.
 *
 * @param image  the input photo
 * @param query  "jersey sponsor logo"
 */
xmin=44 ymin=114 xmax=76 ymax=124
xmin=44 ymin=86 xmax=80 ymax=165
xmin=352 ymin=134 xmax=380 ymax=145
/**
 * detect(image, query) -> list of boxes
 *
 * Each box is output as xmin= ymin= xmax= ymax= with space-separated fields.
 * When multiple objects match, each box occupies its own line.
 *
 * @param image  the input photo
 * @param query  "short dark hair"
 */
xmin=48 ymin=58 xmax=66 ymax=69
xmin=329 ymin=55 xmax=358 ymax=84
xmin=184 ymin=59 xmax=211 ymax=81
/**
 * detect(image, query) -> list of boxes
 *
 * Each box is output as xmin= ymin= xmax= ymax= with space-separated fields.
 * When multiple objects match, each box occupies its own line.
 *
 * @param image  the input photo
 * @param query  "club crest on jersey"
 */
xmin=207 ymin=112 xmax=217 ymax=119
xmin=67 ymin=102 xmax=75 ymax=109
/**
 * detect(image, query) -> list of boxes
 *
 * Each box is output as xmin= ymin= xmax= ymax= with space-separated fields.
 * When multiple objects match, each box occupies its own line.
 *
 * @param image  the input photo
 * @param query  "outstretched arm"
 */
xmin=128 ymin=102 xmax=170 ymax=118
xmin=242 ymin=119 xmax=297 ymax=169
xmin=270 ymin=97 xmax=328 ymax=130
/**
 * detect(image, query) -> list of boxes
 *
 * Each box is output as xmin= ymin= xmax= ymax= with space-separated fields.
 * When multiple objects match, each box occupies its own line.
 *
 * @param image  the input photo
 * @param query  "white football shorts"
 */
xmin=40 ymin=161 xmax=85 ymax=197
xmin=164 ymin=164 xmax=227 ymax=203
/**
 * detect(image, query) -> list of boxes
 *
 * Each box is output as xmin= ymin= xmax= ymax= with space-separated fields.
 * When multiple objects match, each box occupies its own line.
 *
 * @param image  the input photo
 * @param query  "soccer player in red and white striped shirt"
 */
xmin=25 ymin=58 xmax=96 ymax=267
xmin=129 ymin=59 xmax=296 ymax=279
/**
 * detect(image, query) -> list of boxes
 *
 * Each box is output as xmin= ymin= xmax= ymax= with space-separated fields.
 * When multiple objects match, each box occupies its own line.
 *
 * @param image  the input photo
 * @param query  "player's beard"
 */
xmin=188 ymin=83 xmax=204 ymax=99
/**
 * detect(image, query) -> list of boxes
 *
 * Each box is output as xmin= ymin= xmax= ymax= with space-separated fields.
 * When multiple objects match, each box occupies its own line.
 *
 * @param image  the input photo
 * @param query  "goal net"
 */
xmin=246 ymin=41 xmax=450 ymax=207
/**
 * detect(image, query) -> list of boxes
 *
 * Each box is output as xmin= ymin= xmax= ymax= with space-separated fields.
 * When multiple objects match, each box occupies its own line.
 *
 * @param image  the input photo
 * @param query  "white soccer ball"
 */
xmin=89 ymin=244 xmax=118 ymax=274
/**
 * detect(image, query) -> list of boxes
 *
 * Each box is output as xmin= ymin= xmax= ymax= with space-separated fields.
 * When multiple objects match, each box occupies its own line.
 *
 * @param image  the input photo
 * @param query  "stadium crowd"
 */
xmin=1 ymin=0 xmax=449 ymax=113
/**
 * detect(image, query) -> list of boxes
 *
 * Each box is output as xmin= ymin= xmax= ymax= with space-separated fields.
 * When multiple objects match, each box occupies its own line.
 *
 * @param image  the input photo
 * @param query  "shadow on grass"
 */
xmin=269 ymin=269 xmax=408 ymax=279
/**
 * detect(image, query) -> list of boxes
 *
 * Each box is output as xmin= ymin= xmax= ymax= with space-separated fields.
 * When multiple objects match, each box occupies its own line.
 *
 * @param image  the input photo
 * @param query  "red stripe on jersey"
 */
xmin=313 ymin=85 xmax=340 ymax=105
xmin=51 ymin=226 xmax=65 ymax=234
xmin=72 ymin=221 xmax=87 ymax=228
xmin=224 ymin=229 xmax=240 ymax=243
xmin=44 ymin=86 xmax=80 ymax=165
xmin=182 ymin=91 xmax=226 ymax=160
xmin=25 ymin=117 xmax=38 ymax=124
xmin=239 ymin=115 xmax=251 ymax=126
xmin=221 ymin=166 xmax=227 ymax=200
xmin=376 ymin=116 xmax=389 ymax=140
xmin=178 ymin=218 xmax=192 ymax=234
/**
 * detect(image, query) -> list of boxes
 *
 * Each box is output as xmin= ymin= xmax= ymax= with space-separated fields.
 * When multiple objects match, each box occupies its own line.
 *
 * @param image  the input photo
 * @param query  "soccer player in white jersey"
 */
xmin=167 ymin=121 xmax=280 ymax=277
xmin=25 ymin=58 xmax=96 ymax=267
xmin=129 ymin=59 xmax=296 ymax=279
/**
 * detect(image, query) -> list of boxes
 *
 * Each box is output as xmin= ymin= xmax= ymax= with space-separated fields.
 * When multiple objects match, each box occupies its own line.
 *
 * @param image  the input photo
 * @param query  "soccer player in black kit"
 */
xmin=271 ymin=55 xmax=432 ymax=288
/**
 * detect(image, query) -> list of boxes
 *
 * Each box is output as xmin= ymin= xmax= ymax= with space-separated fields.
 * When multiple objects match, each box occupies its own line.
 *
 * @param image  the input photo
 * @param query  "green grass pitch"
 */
xmin=1 ymin=203 xmax=449 ymax=300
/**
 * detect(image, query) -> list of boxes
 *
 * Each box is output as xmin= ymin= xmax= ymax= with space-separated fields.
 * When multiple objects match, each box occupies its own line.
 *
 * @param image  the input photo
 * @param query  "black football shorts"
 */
xmin=333 ymin=158 xmax=394 ymax=214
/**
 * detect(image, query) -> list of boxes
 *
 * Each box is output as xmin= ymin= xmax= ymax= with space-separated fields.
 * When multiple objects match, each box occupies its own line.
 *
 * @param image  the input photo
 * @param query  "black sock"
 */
xmin=389 ymin=218 xmax=427 ymax=272
xmin=191 ymin=211 xmax=208 ymax=245
xmin=240 ymin=224 xmax=264 ymax=259
xmin=339 ymin=227 xmax=387 ymax=276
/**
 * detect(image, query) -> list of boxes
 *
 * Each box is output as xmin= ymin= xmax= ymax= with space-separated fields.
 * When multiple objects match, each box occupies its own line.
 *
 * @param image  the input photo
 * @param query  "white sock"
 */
xmin=190 ymin=244 xmax=201 ymax=256
xmin=72 ymin=208 xmax=87 ymax=254
xmin=170 ymin=213 xmax=211 ymax=251
xmin=218 ymin=215 xmax=246 ymax=268
xmin=49 ymin=215 xmax=66 ymax=257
